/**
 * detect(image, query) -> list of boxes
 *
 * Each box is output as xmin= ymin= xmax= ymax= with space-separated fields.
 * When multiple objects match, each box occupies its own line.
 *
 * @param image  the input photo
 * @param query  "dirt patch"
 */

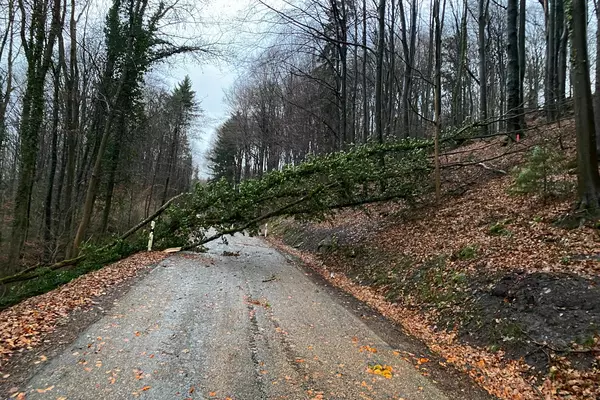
xmin=470 ymin=272 xmax=600 ymax=371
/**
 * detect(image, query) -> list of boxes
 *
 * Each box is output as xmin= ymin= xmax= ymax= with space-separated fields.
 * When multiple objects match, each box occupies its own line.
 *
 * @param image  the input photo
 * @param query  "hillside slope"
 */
xmin=271 ymin=121 xmax=600 ymax=399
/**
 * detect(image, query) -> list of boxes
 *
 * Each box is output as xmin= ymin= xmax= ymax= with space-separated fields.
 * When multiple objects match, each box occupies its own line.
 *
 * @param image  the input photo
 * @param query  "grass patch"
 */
xmin=452 ymin=245 xmax=478 ymax=261
xmin=488 ymin=220 xmax=512 ymax=236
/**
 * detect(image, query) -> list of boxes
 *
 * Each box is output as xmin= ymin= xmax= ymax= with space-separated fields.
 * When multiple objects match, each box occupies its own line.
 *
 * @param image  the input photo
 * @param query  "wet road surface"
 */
xmin=23 ymin=234 xmax=455 ymax=399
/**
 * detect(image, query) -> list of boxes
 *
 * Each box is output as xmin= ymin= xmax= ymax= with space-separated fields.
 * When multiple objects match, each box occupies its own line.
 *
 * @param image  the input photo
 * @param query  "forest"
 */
xmin=0 ymin=0 xmax=205 ymax=276
xmin=0 ymin=0 xmax=599 ymax=290
xmin=208 ymin=0 xmax=598 ymax=192
xmin=0 ymin=0 xmax=600 ymax=398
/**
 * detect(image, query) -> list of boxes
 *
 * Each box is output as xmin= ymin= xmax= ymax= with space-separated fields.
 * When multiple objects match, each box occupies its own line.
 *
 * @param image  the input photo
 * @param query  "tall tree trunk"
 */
xmin=399 ymin=0 xmax=416 ymax=137
xmin=451 ymin=0 xmax=468 ymax=127
xmin=506 ymin=0 xmax=522 ymax=138
xmin=375 ymin=0 xmax=386 ymax=144
xmin=518 ymin=0 xmax=526 ymax=117
xmin=44 ymin=67 xmax=61 ymax=261
xmin=594 ymin=0 xmax=600 ymax=155
xmin=62 ymin=0 xmax=79 ymax=251
xmin=336 ymin=0 xmax=348 ymax=146
xmin=9 ymin=0 xmax=63 ymax=269
xmin=478 ymin=0 xmax=489 ymax=135
xmin=386 ymin=0 xmax=395 ymax=137
xmin=362 ymin=0 xmax=369 ymax=142
xmin=162 ymin=125 xmax=180 ymax=205
xmin=351 ymin=9 xmax=358 ymax=144
xmin=0 ymin=0 xmax=15 ymax=247
xmin=434 ymin=0 xmax=444 ymax=203
xmin=100 ymin=130 xmax=124 ymax=234
xmin=545 ymin=0 xmax=556 ymax=120
xmin=570 ymin=0 xmax=600 ymax=210
xmin=555 ymin=0 xmax=567 ymax=108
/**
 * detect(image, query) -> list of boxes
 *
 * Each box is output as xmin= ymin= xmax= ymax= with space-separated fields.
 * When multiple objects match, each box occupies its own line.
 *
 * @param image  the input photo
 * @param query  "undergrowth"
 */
xmin=0 ymin=233 xmax=148 ymax=310
xmin=509 ymin=144 xmax=573 ymax=198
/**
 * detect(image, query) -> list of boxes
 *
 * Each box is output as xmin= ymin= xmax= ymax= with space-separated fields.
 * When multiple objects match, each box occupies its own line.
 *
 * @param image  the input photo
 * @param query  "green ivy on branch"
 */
xmin=157 ymin=137 xmax=436 ymax=249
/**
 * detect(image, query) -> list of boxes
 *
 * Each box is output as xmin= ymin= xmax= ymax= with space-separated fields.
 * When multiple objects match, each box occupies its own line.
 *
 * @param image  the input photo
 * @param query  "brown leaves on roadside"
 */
xmin=269 ymin=241 xmax=542 ymax=400
xmin=359 ymin=345 xmax=377 ymax=354
xmin=0 ymin=252 xmax=167 ymax=364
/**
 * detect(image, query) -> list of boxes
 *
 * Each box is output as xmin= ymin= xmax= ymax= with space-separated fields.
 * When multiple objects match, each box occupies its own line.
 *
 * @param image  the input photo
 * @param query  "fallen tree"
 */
xmin=0 ymin=193 xmax=188 ymax=286
xmin=0 ymin=120 xmax=535 ymax=287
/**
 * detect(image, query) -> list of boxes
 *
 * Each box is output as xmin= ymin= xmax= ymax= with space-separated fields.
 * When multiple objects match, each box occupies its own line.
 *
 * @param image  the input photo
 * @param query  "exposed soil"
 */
xmin=471 ymin=272 xmax=600 ymax=370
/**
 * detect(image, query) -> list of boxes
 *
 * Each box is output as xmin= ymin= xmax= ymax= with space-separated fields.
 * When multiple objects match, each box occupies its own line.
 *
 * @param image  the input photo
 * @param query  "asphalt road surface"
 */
xmin=22 ymin=234 xmax=476 ymax=400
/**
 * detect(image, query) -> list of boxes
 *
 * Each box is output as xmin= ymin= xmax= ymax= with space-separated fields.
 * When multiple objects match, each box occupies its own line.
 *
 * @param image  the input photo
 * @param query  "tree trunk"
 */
xmin=451 ymin=0 xmax=468 ymax=127
xmin=518 ymin=0 xmax=526 ymax=133
xmin=162 ymin=124 xmax=180 ymax=205
xmin=478 ymin=0 xmax=489 ymax=136
xmin=0 ymin=0 xmax=15 ymax=247
xmin=100 ymin=131 xmax=123 ymax=234
xmin=399 ymin=0 xmax=416 ymax=137
xmin=44 ymin=67 xmax=61 ymax=261
xmin=594 ymin=0 xmax=600 ymax=155
xmin=62 ymin=0 xmax=79 ymax=251
xmin=9 ymin=0 xmax=63 ymax=269
xmin=362 ymin=0 xmax=369 ymax=142
xmin=570 ymin=0 xmax=600 ymax=210
xmin=434 ymin=0 xmax=444 ymax=203
xmin=506 ymin=0 xmax=522 ymax=138
xmin=351 ymin=10 xmax=358 ymax=144
xmin=555 ymin=0 xmax=567 ymax=108
xmin=545 ymin=0 xmax=556 ymax=120
xmin=375 ymin=0 xmax=386 ymax=144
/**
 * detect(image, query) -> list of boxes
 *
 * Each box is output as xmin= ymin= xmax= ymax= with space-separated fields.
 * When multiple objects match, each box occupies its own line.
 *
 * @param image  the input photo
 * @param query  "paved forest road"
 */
xmin=23 ymin=235 xmax=471 ymax=400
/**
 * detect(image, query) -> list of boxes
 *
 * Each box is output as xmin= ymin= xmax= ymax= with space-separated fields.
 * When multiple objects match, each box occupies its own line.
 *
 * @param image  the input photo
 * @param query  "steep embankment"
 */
xmin=270 ymin=121 xmax=600 ymax=399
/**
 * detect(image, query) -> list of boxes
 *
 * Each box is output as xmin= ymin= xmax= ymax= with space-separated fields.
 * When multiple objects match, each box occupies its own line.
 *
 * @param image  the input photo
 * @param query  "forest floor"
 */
xmin=269 ymin=120 xmax=600 ymax=399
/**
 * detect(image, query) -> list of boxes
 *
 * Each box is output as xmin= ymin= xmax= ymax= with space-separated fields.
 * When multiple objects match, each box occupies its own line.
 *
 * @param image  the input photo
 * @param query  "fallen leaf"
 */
xmin=36 ymin=386 xmax=55 ymax=393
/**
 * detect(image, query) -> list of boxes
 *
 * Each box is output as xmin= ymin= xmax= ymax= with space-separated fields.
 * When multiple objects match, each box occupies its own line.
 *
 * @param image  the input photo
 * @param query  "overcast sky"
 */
xmin=159 ymin=0 xmax=260 ymax=177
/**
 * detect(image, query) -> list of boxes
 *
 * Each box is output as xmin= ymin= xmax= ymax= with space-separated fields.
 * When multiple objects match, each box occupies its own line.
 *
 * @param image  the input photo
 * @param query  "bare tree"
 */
xmin=9 ymin=0 xmax=64 ymax=268
xmin=478 ymin=0 xmax=489 ymax=136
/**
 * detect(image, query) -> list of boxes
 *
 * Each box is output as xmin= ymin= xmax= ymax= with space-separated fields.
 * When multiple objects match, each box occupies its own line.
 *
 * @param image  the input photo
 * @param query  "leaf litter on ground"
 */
xmin=268 ymin=121 xmax=600 ymax=399
xmin=0 ymin=252 xmax=166 ymax=367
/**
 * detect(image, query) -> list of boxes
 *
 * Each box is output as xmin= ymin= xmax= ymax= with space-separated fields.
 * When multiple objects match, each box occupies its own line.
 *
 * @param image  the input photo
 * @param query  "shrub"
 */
xmin=510 ymin=145 xmax=572 ymax=198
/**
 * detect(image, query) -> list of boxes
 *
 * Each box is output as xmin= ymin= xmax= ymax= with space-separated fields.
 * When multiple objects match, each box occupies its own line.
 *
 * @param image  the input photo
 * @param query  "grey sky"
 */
xmin=165 ymin=0 xmax=255 ymax=178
